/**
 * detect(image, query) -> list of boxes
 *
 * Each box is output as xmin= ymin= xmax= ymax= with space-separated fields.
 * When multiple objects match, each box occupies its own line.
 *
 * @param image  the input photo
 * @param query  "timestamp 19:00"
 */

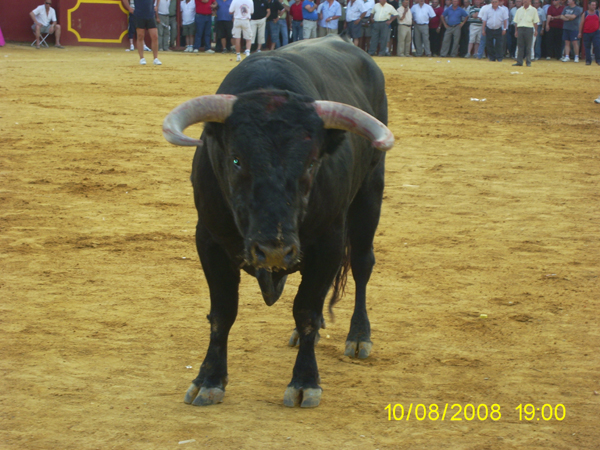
xmin=384 ymin=403 xmax=566 ymax=421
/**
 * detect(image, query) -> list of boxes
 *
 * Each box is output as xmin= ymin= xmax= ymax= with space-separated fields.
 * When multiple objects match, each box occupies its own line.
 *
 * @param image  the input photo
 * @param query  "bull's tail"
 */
xmin=328 ymin=238 xmax=351 ymax=320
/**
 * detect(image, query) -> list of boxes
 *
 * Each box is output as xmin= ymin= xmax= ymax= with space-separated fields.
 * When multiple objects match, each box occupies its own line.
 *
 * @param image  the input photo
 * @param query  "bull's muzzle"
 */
xmin=250 ymin=242 xmax=299 ymax=270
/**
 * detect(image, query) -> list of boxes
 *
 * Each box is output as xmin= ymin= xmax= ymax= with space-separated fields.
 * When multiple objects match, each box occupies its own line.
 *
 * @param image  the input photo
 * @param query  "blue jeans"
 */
xmin=267 ymin=20 xmax=280 ymax=47
xmin=477 ymin=33 xmax=486 ymax=58
xmin=279 ymin=19 xmax=289 ymax=47
xmin=583 ymin=29 xmax=600 ymax=63
xmin=292 ymin=20 xmax=303 ymax=41
xmin=535 ymin=24 xmax=543 ymax=59
xmin=194 ymin=14 xmax=212 ymax=50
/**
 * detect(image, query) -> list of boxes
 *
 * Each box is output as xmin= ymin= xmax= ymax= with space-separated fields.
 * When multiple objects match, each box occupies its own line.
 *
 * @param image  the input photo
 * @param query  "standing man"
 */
xmin=466 ymin=0 xmax=484 ymax=57
xmin=157 ymin=0 xmax=171 ymax=51
xmin=302 ymin=0 xmax=318 ymax=39
xmin=429 ymin=0 xmax=444 ymax=56
xmin=181 ymin=0 xmax=197 ymax=51
xmin=215 ymin=0 xmax=234 ymax=53
xmin=411 ymin=0 xmax=437 ymax=56
xmin=317 ymin=0 xmax=342 ymax=36
xmin=267 ymin=0 xmax=284 ymax=48
xmin=193 ymin=0 xmax=216 ymax=52
xmin=230 ymin=0 xmax=254 ymax=60
xmin=251 ymin=0 xmax=270 ymax=51
xmin=290 ymin=0 xmax=304 ymax=41
xmin=121 ymin=0 xmax=162 ymax=64
xmin=168 ymin=0 xmax=178 ymax=48
xmin=440 ymin=0 xmax=468 ymax=57
xmin=532 ymin=0 xmax=546 ymax=59
xmin=368 ymin=0 xmax=399 ymax=55
xmin=481 ymin=0 xmax=508 ymax=60
xmin=579 ymin=0 xmax=600 ymax=65
xmin=397 ymin=0 xmax=413 ymax=55
xmin=346 ymin=0 xmax=368 ymax=45
xmin=512 ymin=0 xmax=539 ymax=65
xmin=30 ymin=0 xmax=63 ymax=49
xmin=545 ymin=0 xmax=564 ymax=59
xmin=556 ymin=0 xmax=582 ymax=61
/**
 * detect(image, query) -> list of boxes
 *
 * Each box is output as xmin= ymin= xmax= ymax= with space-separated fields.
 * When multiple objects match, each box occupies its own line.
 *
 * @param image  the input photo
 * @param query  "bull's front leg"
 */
xmin=185 ymin=228 xmax=240 ymax=406
xmin=284 ymin=231 xmax=344 ymax=408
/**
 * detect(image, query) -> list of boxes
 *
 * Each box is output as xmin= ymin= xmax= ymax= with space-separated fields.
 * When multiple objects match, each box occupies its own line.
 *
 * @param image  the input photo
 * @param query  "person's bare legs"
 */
xmin=137 ymin=28 xmax=146 ymax=59
xmin=245 ymin=38 xmax=251 ymax=52
xmin=34 ymin=24 xmax=41 ymax=47
xmin=148 ymin=28 xmax=159 ymax=59
xmin=53 ymin=24 xmax=61 ymax=46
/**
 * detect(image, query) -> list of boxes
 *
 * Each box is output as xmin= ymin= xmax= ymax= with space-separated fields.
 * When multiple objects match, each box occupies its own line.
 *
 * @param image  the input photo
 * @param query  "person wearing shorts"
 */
xmin=30 ymin=0 xmax=63 ymax=49
xmin=346 ymin=0 xmax=367 ymax=45
xmin=181 ymin=0 xmax=197 ymax=51
xmin=251 ymin=0 xmax=270 ymax=49
xmin=557 ymin=0 xmax=582 ymax=62
xmin=230 ymin=0 xmax=254 ymax=60
xmin=121 ymin=0 xmax=162 ymax=65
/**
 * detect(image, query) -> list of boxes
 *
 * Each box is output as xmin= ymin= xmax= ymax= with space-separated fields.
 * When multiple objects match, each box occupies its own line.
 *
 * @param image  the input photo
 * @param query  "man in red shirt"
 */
xmin=194 ymin=0 xmax=217 ymax=52
xmin=290 ymin=0 xmax=304 ymax=41
xmin=545 ymin=0 xmax=564 ymax=59
xmin=429 ymin=0 xmax=444 ymax=55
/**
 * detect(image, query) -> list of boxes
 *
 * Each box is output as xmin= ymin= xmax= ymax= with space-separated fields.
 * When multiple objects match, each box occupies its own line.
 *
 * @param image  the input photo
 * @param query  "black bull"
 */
xmin=162 ymin=36 xmax=394 ymax=408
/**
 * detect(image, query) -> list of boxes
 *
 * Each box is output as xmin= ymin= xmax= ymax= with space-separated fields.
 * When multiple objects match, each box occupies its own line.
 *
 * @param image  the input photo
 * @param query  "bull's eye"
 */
xmin=232 ymin=157 xmax=241 ymax=169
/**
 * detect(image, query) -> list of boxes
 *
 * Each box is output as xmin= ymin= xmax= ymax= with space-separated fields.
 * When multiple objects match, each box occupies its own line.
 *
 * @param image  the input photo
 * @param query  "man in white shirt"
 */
xmin=368 ymin=0 xmax=398 ymax=55
xmin=30 ymin=0 xmax=63 ymax=49
xmin=230 ymin=0 xmax=254 ymax=61
xmin=157 ymin=0 xmax=171 ymax=51
xmin=481 ymin=0 xmax=508 ymax=61
xmin=181 ymin=0 xmax=197 ymax=52
xmin=396 ymin=0 xmax=412 ymax=56
xmin=411 ymin=0 xmax=436 ymax=56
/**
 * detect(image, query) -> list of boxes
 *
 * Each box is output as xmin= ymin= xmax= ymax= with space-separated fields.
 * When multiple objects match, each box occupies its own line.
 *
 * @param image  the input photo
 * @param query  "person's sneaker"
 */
xmin=193 ymin=49 xmax=199 ymax=53
xmin=222 ymin=49 xmax=227 ymax=54
xmin=546 ymin=56 xmax=551 ymax=60
xmin=140 ymin=58 xmax=147 ymax=65
xmin=130 ymin=44 xmax=135 ymax=51
xmin=153 ymin=58 xmax=162 ymax=65
xmin=561 ymin=56 xmax=570 ymax=62
xmin=595 ymin=96 xmax=600 ymax=104
xmin=586 ymin=61 xmax=591 ymax=65
xmin=244 ymin=49 xmax=250 ymax=57
xmin=144 ymin=45 xmax=151 ymax=51
xmin=205 ymin=49 xmax=215 ymax=53
xmin=574 ymin=55 xmax=579 ymax=63
xmin=236 ymin=53 xmax=241 ymax=62
xmin=465 ymin=54 xmax=471 ymax=58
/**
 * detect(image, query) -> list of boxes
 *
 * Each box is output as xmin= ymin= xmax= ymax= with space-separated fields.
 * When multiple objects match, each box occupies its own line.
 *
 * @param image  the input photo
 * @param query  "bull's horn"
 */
xmin=314 ymin=101 xmax=394 ymax=151
xmin=163 ymin=95 xmax=237 ymax=147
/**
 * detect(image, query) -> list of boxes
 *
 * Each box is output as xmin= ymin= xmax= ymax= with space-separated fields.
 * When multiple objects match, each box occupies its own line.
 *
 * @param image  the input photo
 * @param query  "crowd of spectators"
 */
xmin=26 ymin=0 xmax=598 ymax=64
xmin=120 ymin=0 xmax=598 ymax=64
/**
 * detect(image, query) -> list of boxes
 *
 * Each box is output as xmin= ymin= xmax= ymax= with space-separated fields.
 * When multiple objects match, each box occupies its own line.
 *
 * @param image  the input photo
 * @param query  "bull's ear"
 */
xmin=321 ymin=129 xmax=346 ymax=157
xmin=204 ymin=122 xmax=227 ymax=149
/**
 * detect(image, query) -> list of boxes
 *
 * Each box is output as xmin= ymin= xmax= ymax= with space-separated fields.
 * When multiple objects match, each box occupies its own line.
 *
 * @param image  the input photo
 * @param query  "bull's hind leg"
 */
xmin=344 ymin=161 xmax=385 ymax=359
xmin=185 ymin=226 xmax=240 ymax=406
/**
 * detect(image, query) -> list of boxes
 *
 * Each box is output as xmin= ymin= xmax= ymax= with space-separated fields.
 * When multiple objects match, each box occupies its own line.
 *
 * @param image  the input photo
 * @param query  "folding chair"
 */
xmin=31 ymin=32 xmax=50 ymax=48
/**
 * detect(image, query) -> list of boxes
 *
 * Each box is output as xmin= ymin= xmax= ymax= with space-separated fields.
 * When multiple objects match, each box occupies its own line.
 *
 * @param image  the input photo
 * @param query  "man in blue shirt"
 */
xmin=317 ymin=0 xmax=342 ymax=36
xmin=215 ymin=0 xmax=234 ymax=52
xmin=302 ymin=0 xmax=319 ymax=38
xmin=440 ymin=0 xmax=468 ymax=56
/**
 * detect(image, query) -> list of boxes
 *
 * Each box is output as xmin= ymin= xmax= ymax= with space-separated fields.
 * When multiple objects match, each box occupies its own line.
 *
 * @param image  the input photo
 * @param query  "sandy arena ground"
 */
xmin=1 ymin=42 xmax=599 ymax=449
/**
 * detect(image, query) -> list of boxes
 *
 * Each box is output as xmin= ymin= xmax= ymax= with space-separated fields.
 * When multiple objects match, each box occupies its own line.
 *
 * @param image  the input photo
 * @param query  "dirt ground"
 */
xmin=1 ymin=42 xmax=599 ymax=450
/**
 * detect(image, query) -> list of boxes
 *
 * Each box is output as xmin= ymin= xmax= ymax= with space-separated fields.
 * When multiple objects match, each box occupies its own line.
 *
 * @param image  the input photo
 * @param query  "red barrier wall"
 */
xmin=0 ymin=0 xmax=130 ymax=47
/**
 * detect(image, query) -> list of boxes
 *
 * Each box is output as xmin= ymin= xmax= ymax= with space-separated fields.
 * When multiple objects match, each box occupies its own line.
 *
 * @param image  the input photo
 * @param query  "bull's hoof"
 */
xmin=184 ymin=384 xmax=225 ymax=406
xmin=344 ymin=340 xmax=373 ymax=359
xmin=288 ymin=328 xmax=320 ymax=347
xmin=283 ymin=386 xmax=322 ymax=408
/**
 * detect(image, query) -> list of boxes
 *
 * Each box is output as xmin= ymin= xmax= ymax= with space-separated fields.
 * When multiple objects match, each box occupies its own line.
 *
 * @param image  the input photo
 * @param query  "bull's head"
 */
xmin=163 ymin=91 xmax=393 ymax=272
